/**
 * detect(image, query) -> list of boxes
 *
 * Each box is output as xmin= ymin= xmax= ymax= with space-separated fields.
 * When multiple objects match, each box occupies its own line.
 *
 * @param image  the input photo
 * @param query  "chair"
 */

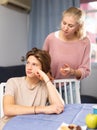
xmin=0 ymin=82 xmax=6 ymax=118
xmin=53 ymin=79 xmax=80 ymax=104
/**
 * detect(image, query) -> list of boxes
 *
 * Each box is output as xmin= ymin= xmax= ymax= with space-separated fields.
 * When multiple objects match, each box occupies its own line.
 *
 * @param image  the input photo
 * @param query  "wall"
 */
xmin=0 ymin=6 xmax=29 ymax=66
xmin=80 ymin=63 xmax=97 ymax=98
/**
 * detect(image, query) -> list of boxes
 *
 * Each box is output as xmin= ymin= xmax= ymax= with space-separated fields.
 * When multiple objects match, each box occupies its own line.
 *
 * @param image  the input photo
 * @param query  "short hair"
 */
xmin=26 ymin=47 xmax=51 ymax=73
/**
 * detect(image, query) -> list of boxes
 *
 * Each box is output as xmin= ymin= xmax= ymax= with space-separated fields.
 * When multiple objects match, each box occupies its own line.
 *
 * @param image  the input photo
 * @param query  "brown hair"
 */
xmin=26 ymin=47 xmax=51 ymax=73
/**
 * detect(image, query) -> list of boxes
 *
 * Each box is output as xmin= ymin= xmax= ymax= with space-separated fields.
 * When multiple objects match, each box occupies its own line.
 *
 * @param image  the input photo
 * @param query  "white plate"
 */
xmin=57 ymin=122 xmax=87 ymax=130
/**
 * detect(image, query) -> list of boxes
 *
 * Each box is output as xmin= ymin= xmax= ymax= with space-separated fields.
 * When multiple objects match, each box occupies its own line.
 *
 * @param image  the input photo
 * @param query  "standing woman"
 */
xmin=43 ymin=7 xmax=91 ymax=80
xmin=0 ymin=48 xmax=64 ymax=130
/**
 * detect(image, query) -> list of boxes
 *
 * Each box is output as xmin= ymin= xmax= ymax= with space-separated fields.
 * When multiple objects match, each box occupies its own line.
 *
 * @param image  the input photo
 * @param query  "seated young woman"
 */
xmin=0 ymin=47 xmax=64 ymax=130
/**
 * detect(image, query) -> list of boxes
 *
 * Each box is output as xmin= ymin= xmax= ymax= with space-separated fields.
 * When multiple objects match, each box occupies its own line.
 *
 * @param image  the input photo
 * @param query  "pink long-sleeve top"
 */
xmin=43 ymin=32 xmax=91 ymax=80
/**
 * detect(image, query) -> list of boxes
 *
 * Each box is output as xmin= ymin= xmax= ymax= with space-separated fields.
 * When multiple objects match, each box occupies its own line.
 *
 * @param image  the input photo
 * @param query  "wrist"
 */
xmin=46 ymin=80 xmax=51 ymax=84
xmin=71 ymin=69 xmax=81 ymax=79
xmin=36 ymin=106 xmax=45 ymax=114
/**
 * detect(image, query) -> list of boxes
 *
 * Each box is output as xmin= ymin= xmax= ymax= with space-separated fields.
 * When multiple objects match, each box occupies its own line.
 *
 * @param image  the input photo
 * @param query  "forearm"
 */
xmin=4 ymin=104 xmax=64 ymax=116
xmin=35 ymin=69 xmax=64 ymax=108
xmin=4 ymin=105 xmax=35 ymax=116
xmin=33 ymin=105 xmax=64 ymax=114
xmin=45 ymin=80 xmax=64 ymax=105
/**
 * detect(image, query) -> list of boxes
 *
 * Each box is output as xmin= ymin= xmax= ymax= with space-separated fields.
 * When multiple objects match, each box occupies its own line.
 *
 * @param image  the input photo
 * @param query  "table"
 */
xmin=3 ymin=104 xmax=93 ymax=130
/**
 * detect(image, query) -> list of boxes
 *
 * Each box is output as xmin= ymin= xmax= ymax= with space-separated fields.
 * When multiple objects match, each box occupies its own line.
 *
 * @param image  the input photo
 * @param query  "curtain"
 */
xmin=28 ymin=0 xmax=80 ymax=49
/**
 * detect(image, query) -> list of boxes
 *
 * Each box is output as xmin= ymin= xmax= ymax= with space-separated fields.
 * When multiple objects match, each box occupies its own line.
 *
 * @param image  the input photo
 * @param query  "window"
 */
xmin=80 ymin=1 xmax=97 ymax=62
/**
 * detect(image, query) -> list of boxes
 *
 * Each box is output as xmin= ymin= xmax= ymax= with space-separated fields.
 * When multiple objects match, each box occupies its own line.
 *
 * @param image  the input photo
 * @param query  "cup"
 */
xmin=93 ymin=105 xmax=97 ymax=114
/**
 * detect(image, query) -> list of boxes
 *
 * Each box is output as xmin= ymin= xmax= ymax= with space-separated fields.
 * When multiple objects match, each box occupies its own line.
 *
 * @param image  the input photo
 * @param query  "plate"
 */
xmin=57 ymin=122 xmax=87 ymax=130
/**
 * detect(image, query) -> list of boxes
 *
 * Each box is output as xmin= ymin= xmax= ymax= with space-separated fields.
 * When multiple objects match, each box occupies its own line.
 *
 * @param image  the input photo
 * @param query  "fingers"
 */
xmin=61 ymin=64 xmax=70 ymax=71
xmin=60 ymin=64 xmax=71 ymax=77
xmin=62 ymin=64 xmax=69 ymax=68
xmin=60 ymin=67 xmax=70 ymax=73
xmin=35 ymin=69 xmax=48 ymax=81
xmin=34 ymin=70 xmax=43 ymax=80
xmin=63 ymin=68 xmax=70 ymax=71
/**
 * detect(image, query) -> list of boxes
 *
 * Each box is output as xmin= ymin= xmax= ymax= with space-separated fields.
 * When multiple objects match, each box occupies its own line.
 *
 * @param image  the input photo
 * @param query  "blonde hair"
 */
xmin=61 ymin=7 xmax=86 ymax=39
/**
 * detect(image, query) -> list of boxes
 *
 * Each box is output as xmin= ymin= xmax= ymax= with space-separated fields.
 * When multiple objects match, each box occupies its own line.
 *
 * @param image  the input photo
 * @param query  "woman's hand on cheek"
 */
xmin=34 ymin=69 xmax=44 ymax=80
xmin=35 ymin=69 xmax=49 ymax=82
